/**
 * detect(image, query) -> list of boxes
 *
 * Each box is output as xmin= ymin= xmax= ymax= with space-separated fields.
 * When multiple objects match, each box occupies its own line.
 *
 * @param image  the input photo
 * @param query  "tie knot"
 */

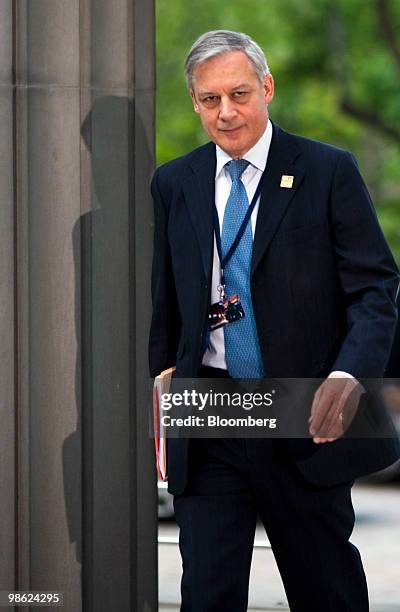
xmin=226 ymin=159 xmax=250 ymax=182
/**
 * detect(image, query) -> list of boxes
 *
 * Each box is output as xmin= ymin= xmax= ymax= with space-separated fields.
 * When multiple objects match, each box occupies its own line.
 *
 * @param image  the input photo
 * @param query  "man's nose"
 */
xmin=218 ymin=97 xmax=237 ymax=121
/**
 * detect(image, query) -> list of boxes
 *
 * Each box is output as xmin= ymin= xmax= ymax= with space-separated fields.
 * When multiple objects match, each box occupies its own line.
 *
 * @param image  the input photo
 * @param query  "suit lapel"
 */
xmin=251 ymin=124 xmax=305 ymax=275
xmin=182 ymin=143 xmax=216 ymax=278
xmin=180 ymin=126 xmax=305 ymax=279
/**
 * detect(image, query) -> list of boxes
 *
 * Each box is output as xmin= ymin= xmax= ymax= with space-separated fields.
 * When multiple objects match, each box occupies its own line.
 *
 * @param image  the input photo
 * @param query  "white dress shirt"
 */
xmin=201 ymin=120 xmax=354 ymax=381
xmin=202 ymin=121 xmax=272 ymax=370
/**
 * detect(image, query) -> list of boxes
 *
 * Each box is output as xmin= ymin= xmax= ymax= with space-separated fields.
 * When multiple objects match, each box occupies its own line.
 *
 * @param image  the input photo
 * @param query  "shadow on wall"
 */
xmin=61 ymin=95 xmax=151 ymax=603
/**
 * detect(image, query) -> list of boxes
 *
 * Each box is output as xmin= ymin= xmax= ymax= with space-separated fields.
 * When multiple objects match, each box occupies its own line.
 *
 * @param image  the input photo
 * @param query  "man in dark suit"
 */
xmin=149 ymin=30 xmax=400 ymax=611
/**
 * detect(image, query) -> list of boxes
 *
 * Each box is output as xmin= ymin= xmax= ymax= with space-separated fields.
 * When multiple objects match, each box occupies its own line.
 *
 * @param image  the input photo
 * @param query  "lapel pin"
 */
xmin=280 ymin=175 xmax=294 ymax=188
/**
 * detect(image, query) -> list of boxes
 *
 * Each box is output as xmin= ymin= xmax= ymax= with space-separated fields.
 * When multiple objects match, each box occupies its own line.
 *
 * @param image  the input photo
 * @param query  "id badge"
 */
xmin=208 ymin=294 xmax=245 ymax=331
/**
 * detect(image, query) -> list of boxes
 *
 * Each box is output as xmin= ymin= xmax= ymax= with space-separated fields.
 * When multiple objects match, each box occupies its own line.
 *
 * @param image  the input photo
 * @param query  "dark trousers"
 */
xmin=173 ymin=369 xmax=368 ymax=612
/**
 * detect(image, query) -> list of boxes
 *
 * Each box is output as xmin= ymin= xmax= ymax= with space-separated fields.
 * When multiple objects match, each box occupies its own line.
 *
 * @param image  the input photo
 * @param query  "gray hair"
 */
xmin=184 ymin=30 xmax=270 ymax=89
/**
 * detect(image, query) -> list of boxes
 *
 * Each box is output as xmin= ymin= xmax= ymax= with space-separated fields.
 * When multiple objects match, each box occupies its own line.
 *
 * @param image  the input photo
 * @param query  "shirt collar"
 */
xmin=215 ymin=119 xmax=273 ymax=179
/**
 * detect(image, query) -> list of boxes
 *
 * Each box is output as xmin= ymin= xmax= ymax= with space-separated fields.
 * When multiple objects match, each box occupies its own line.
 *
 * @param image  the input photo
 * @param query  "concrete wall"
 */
xmin=1 ymin=1 xmax=156 ymax=610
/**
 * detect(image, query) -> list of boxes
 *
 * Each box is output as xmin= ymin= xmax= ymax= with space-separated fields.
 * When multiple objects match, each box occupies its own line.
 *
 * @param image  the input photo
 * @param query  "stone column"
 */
xmin=0 ymin=0 xmax=16 ymax=598
xmin=5 ymin=1 xmax=157 ymax=610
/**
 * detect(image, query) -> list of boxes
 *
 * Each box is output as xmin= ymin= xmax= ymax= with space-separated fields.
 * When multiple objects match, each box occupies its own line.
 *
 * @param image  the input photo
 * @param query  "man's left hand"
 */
xmin=309 ymin=376 xmax=363 ymax=443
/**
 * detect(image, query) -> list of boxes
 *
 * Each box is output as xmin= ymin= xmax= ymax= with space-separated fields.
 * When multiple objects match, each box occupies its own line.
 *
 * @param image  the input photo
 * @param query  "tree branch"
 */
xmin=341 ymin=98 xmax=400 ymax=144
xmin=375 ymin=0 xmax=400 ymax=72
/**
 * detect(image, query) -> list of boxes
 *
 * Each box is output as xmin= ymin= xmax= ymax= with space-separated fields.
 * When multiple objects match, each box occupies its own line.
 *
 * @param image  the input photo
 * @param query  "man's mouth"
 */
xmin=219 ymin=126 xmax=242 ymax=133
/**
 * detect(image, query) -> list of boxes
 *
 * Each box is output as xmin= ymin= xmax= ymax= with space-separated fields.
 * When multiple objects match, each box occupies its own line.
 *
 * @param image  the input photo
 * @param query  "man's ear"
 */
xmin=263 ymin=74 xmax=274 ymax=105
xmin=190 ymin=89 xmax=200 ymax=113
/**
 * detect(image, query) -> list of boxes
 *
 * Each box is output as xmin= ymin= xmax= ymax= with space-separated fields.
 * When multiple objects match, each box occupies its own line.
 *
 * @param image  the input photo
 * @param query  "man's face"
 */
xmin=190 ymin=50 xmax=274 ymax=159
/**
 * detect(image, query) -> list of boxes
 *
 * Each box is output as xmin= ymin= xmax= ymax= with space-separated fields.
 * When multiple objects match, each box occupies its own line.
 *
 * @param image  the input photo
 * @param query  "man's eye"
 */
xmin=204 ymin=96 xmax=217 ymax=103
xmin=233 ymin=91 xmax=247 ymax=98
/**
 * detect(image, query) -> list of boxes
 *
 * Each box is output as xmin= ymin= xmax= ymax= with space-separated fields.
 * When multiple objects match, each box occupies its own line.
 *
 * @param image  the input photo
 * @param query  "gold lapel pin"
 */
xmin=280 ymin=175 xmax=294 ymax=189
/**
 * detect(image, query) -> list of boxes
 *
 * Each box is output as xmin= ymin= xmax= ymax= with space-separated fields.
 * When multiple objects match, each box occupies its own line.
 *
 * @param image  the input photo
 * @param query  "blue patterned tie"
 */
xmin=221 ymin=160 xmax=265 ymax=378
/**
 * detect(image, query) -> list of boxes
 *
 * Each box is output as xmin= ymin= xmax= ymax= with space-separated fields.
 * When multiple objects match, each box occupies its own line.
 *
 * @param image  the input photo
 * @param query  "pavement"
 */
xmin=158 ymin=482 xmax=400 ymax=611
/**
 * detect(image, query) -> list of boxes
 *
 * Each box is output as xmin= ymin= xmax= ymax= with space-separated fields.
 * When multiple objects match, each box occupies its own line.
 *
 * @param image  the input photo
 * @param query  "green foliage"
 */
xmin=156 ymin=0 xmax=400 ymax=261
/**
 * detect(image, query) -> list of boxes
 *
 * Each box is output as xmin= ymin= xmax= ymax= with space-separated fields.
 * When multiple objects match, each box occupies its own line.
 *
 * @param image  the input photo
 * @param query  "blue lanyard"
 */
xmin=213 ymin=173 xmax=264 ymax=291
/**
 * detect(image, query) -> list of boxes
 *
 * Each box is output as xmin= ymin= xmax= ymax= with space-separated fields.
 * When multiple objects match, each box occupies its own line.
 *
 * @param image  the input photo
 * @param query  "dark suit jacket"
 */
xmin=149 ymin=123 xmax=400 ymax=495
xmin=386 ymin=293 xmax=400 ymax=377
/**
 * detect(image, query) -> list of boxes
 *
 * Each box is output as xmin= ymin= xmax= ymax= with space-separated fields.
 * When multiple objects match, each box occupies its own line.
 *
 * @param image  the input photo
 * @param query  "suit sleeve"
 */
xmin=331 ymin=152 xmax=399 ymax=378
xmin=148 ymin=168 xmax=181 ymax=378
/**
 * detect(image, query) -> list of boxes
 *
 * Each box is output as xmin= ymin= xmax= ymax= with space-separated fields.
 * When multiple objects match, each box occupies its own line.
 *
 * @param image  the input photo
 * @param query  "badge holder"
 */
xmin=208 ymin=271 xmax=245 ymax=331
